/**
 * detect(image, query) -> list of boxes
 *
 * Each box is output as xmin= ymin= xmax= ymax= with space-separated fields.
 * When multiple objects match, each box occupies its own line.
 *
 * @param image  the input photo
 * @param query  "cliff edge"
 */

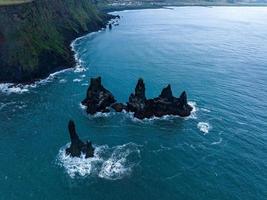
xmin=0 ymin=0 xmax=112 ymax=83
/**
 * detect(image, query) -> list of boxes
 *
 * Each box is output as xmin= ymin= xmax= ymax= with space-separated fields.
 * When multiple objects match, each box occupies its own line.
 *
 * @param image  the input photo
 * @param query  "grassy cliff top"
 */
xmin=0 ymin=0 xmax=111 ymax=83
xmin=0 ymin=0 xmax=32 ymax=6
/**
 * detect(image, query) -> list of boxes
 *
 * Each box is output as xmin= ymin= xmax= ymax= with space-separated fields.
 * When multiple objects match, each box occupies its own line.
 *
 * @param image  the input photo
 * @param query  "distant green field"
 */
xmin=0 ymin=0 xmax=32 ymax=5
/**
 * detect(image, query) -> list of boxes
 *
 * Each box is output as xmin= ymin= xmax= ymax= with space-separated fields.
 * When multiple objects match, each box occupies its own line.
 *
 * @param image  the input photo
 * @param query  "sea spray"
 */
xmin=57 ymin=143 xmax=141 ymax=180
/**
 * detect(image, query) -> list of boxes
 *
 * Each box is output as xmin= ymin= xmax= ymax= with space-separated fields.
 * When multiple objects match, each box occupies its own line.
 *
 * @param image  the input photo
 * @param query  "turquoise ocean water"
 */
xmin=0 ymin=7 xmax=266 ymax=200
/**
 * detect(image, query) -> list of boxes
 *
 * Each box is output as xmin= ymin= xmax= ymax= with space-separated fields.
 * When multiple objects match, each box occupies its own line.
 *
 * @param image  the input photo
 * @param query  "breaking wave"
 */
xmin=186 ymin=101 xmax=198 ymax=119
xmin=0 ymin=68 xmax=71 ymax=95
xmin=73 ymin=66 xmax=87 ymax=73
xmin=197 ymin=122 xmax=211 ymax=134
xmin=92 ymin=112 xmax=115 ymax=118
xmin=122 ymin=101 xmax=198 ymax=122
xmin=0 ymin=83 xmax=29 ymax=95
xmin=57 ymin=143 xmax=141 ymax=180
xmin=79 ymin=104 xmax=116 ymax=118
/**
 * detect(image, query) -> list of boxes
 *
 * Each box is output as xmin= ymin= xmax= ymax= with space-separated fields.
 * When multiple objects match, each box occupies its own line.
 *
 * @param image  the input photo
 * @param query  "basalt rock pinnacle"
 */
xmin=66 ymin=120 xmax=94 ymax=158
xmin=81 ymin=77 xmax=116 ymax=114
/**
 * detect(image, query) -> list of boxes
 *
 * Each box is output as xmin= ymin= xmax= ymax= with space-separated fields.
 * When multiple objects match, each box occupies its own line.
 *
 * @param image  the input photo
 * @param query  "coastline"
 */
xmin=0 ymin=0 xmax=114 ymax=84
xmin=0 ymin=21 xmax=116 ymax=94
xmin=2 ymin=2 xmax=267 ymax=86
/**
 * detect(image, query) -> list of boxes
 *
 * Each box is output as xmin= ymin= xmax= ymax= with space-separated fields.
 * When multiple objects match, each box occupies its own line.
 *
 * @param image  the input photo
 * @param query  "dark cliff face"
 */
xmin=0 ymin=0 xmax=112 ymax=83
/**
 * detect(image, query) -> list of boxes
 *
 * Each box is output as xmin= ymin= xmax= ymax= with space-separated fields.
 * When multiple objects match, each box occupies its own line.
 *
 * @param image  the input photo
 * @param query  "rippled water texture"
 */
xmin=0 ymin=7 xmax=266 ymax=200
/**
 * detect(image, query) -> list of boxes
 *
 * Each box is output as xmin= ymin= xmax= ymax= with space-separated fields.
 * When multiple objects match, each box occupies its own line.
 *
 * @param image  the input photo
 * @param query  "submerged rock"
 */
xmin=124 ymin=79 xmax=193 ymax=119
xmin=82 ymin=77 xmax=116 ymax=114
xmin=66 ymin=120 xmax=94 ymax=158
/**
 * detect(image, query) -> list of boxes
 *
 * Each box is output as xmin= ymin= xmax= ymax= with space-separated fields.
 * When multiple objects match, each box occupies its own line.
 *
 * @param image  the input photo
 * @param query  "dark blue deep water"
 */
xmin=0 ymin=7 xmax=266 ymax=200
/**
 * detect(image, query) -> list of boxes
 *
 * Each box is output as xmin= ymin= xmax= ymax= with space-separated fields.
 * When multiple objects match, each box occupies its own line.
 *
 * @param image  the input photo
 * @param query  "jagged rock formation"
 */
xmin=81 ymin=77 xmax=192 ymax=119
xmin=125 ymin=78 xmax=193 ymax=119
xmin=127 ymin=78 xmax=146 ymax=112
xmin=81 ymin=77 xmax=116 ymax=114
xmin=66 ymin=120 xmax=94 ymax=158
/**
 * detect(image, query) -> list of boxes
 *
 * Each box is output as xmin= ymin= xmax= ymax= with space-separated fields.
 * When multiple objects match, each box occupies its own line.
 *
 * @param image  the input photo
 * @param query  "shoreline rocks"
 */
xmin=82 ymin=76 xmax=193 ymax=119
xmin=66 ymin=120 xmax=94 ymax=158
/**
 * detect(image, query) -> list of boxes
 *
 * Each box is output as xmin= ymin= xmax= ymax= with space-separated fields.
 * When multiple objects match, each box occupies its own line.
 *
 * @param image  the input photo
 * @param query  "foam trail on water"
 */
xmin=197 ymin=122 xmax=211 ymax=134
xmin=211 ymin=138 xmax=223 ymax=145
xmin=59 ymin=79 xmax=67 ymax=83
xmin=99 ymin=143 xmax=141 ymax=180
xmin=57 ymin=143 xmax=141 ymax=180
xmin=201 ymin=108 xmax=211 ymax=113
xmin=73 ymin=78 xmax=82 ymax=83
xmin=79 ymin=103 xmax=87 ymax=110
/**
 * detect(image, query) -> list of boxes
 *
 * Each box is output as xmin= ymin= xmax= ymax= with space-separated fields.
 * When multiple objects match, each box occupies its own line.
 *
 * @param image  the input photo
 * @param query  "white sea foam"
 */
xmin=186 ymin=101 xmax=198 ymax=119
xmin=211 ymin=138 xmax=223 ymax=145
xmin=99 ymin=143 xmax=140 ymax=180
xmin=0 ymin=83 xmax=29 ymax=95
xmin=59 ymin=79 xmax=67 ymax=83
xmin=81 ymin=83 xmax=89 ymax=86
xmin=57 ymin=143 xmax=141 ymax=180
xmin=79 ymin=103 xmax=87 ymax=110
xmin=74 ymin=66 xmax=87 ymax=73
xmin=73 ymin=78 xmax=82 ymax=83
xmin=0 ymin=101 xmax=21 ymax=111
xmin=79 ymin=103 xmax=115 ymax=118
xmin=71 ymin=30 xmax=103 ymax=72
xmin=0 ymin=68 xmax=71 ymax=95
xmin=201 ymin=108 xmax=211 ymax=113
xmin=197 ymin=122 xmax=211 ymax=134
xmin=121 ymin=109 xmax=173 ymax=123
xmin=57 ymin=144 xmax=106 ymax=178
xmin=92 ymin=111 xmax=115 ymax=118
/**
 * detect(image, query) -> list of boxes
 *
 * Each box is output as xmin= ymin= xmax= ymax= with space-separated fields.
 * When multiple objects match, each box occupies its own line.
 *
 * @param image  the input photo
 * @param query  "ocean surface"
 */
xmin=0 ymin=7 xmax=266 ymax=200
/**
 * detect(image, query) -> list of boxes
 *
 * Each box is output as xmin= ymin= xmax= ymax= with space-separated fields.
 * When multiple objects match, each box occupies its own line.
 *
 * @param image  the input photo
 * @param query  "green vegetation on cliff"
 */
xmin=0 ymin=0 xmax=32 ymax=6
xmin=0 ymin=0 xmax=112 ymax=83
